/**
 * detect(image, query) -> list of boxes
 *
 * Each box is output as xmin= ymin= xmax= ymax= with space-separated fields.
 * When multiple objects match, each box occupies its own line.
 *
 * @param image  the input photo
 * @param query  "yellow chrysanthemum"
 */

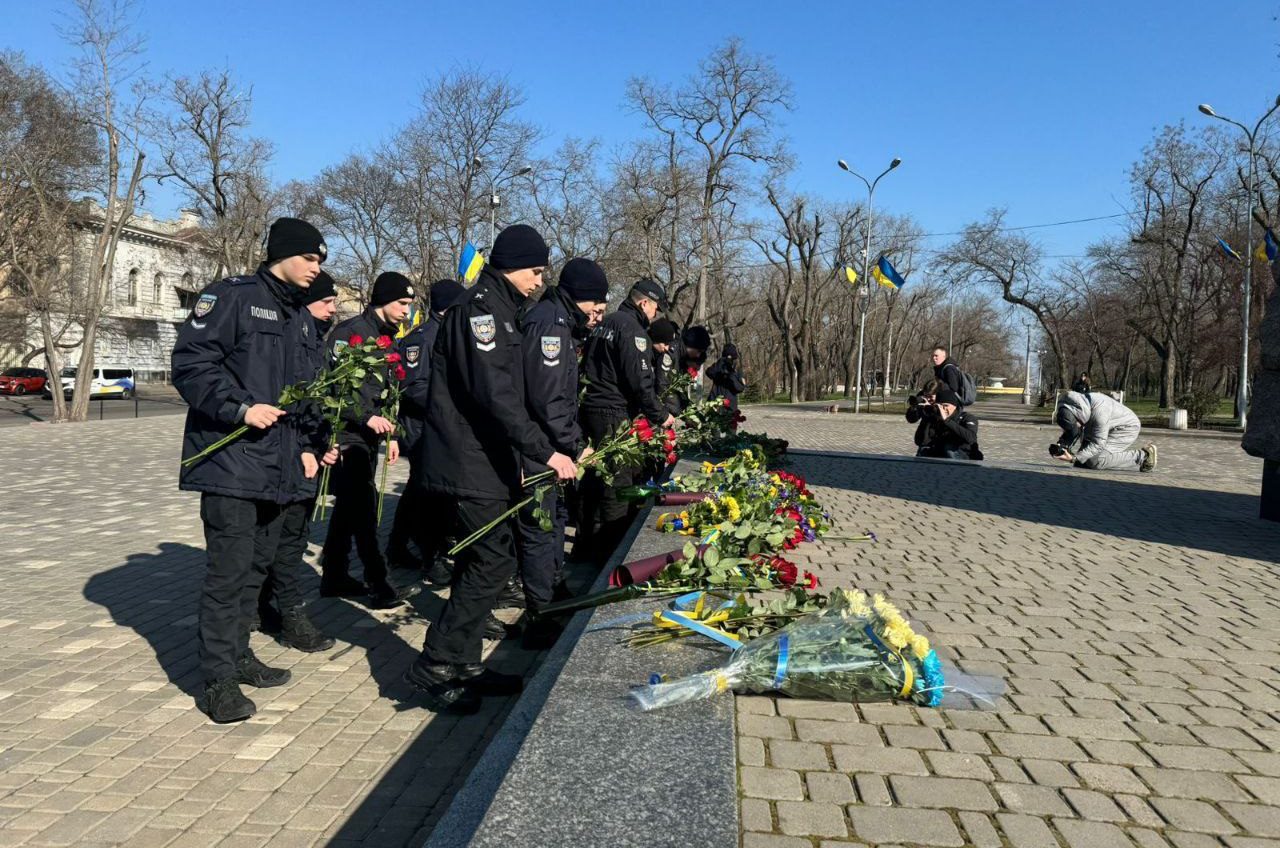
xmin=884 ymin=623 xmax=911 ymax=650
xmin=767 ymin=487 xmax=778 ymax=499
xmin=911 ymin=634 xmax=931 ymax=659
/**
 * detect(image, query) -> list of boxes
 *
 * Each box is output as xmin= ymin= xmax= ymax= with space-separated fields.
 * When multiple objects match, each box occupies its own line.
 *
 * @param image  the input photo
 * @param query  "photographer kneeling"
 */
xmin=907 ymin=384 xmax=983 ymax=461
xmin=1052 ymin=378 xmax=1157 ymax=472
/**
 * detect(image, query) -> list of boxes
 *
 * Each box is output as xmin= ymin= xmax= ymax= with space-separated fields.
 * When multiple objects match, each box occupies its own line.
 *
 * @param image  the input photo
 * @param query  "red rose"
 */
xmin=385 ymin=352 xmax=402 ymax=364
xmin=376 ymin=335 xmax=393 ymax=349
xmin=774 ymin=561 xmax=798 ymax=586
xmin=664 ymin=428 xmax=676 ymax=441
xmin=637 ymin=428 xmax=654 ymax=443
xmin=782 ymin=538 xmax=796 ymax=551
xmin=666 ymin=451 xmax=678 ymax=465
xmin=722 ymin=397 xmax=732 ymax=408
xmin=803 ymin=571 xmax=819 ymax=589
xmin=394 ymin=365 xmax=407 ymax=381
xmin=349 ymin=334 xmax=364 ymax=346
xmin=687 ymin=367 xmax=699 ymax=378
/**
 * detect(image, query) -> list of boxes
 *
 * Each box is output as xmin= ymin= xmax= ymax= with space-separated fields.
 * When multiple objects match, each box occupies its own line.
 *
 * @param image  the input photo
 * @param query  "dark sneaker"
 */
xmin=280 ymin=606 xmax=335 ymax=652
xmin=257 ymin=604 xmax=283 ymax=636
xmin=403 ymin=660 xmax=482 ymax=714
xmin=319 ymin=574 xmax=366 ymax=598
xmin=484 ymin=613 xmax=518 ymax=641
xmin=200 ymin=679 xmax=256 ymax=724
xmin=521 ymin=617 xmax=564 ymax=651
xmin=494 ymin=577 xmax=526 ymax=610
xmin=425 ymin=555 xmax=455 ymax=587
xmin=367 ymin=581 xmax=422 ymax=610
xmin=457 ymin=663 xmax=524 ymax=696
xmin=235 ymin=651 xmax=291 ymax=688
xmin=1140 ymin=442 xmax=1157 ymax=473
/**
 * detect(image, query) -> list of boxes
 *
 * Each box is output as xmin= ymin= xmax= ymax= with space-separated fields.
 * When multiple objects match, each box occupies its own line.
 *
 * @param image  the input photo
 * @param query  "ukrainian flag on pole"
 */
xmin=458 ymin=242 xmax=484 ymax=283
xmin=843 ymin=266 xmax=858 ymax=286
xmin=871 ymin=256 xmax=906 ymax=290
xmin=1254 ymin=229 xmax=1279 ymax=263
xmin=1217 ymin=237 xmax=1243 ymax=262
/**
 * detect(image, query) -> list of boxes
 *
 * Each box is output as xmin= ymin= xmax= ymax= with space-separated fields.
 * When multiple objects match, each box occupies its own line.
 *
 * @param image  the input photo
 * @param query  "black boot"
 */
xmin=521 ymin=617 xmax=565 ymax=651
xmin=387 ymin=546 xmax=421 ymax=571
xmin=484 ymin=613 xmax=518 ymax=641
xmin=403 ymin=660 xmax=482 ymax=714
xmin=425 ymin=554 xmax=455 ymax=587
xmin=494 ymin=576 xmax=526 ymax=610
xmin=200 ymin=679 xmax=256 ymax=723
xmin=235 ymin=651 xmax=291 ymax=688
xmin=456 ymin=663 xmax=524 ymax=696
xmin=279 ymin=606 xmax=335 ymax=652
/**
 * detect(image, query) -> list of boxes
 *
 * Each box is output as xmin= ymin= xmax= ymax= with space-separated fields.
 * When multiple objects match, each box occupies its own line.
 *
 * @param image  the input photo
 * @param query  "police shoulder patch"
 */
xmin=634 ymin=336 xmax=648 ymax=353
xmin=193 ymin=293 xmax=217 ymax=319
xmin=662 ymin=352 xmax=673 ymax=369
xmin=405 ymin=344 xmax=421 ymax=366
xmin=470 ymin=314 xmax=497 ymax=351
xmin=541 ymin=335 xmax=562 ymax=362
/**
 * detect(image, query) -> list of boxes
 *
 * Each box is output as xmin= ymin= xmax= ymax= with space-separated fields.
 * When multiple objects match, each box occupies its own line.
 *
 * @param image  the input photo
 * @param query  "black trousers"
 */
xmin=421 ymin=496 xmax=517 ymax=665
xmin=258 ymin=499 xmax=311 ymax=619
xmin=320 ymin=442 xmax=387 ymax=589
xmin=579 ymin=407 xmax=641 ymax=563
xmin=388 ymin=455 xmax=454 ymax=561
xmin=198 ymin=494 xmax=289 ymax=683
xmin=516 ymin=485 xmax=567 ymax=611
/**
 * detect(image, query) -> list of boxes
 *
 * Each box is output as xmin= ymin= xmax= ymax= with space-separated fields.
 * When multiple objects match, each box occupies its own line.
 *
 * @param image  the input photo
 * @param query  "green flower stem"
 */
xmin=180 ymin=424 xmax=250 ymax=467
xmin=447 ymin=493 xmax=536 ymax=556
xmin=376 ymin=432 xmax=391 ymax=525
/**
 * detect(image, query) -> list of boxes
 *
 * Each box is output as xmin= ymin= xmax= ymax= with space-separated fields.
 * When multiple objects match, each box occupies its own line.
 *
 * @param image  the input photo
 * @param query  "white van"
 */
xmin=43 ymin=366 xmax=136 ymax=399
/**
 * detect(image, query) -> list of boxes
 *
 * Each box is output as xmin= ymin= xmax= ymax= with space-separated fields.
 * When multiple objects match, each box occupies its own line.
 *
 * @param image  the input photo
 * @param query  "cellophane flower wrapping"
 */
xmin=632 ymin=589 xmax=945 ymax=711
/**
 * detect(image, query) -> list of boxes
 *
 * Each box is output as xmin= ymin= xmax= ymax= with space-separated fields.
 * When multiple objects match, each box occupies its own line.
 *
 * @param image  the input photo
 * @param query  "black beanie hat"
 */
xmin=370 ymin=271 xmax=416 ymax=307
xmin=430 ymin=279 xmax=466 ymax=312
xmin=723 ymin=343 xmax=739 ymax=359
xmin=934 ymin=385 xmax=962 ymax=407
xmin=303 ymin=271 xmax=336 ymax=305
xmin=267 ymin=217 xmax=327 ymax=264
xmin=558 ymin=258 xmax=609 ymax=302
xmin=682 ymin=325 xmax=711 ymax=351
xmin=490 ymin=224 xmax=550 ymax=271
xmin=648 ymin=318 xmax=677 ymax=344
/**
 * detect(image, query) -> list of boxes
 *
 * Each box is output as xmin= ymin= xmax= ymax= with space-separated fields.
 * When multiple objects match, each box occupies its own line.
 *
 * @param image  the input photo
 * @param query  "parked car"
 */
xmin=42 ymin=367 xmax=136 ymax=400
xmin=0 ymin=367 xmax=48 ymax=396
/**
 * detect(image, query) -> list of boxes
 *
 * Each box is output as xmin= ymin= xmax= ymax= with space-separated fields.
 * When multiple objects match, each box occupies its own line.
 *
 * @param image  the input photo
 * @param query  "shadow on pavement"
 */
xmin=797 ymin=453 xmax=1278 ymax=561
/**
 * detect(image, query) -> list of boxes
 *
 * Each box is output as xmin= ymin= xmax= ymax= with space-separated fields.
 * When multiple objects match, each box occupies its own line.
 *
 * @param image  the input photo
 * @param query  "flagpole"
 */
xmin=838 ymin=157 xmax=901 ymax=413
xmin=1199 ymin=96 xmax=1280 ymax=430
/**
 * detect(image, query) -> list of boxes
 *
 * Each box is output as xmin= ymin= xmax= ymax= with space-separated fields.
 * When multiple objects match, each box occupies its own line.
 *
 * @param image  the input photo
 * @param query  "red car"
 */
xmin=0 ymin=367 xmax=48 ymax=396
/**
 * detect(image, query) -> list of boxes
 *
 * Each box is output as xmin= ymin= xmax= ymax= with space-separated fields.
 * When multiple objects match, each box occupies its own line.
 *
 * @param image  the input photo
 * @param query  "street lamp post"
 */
xmin=488 ymin=165 xmax=534 ymax=249
xmin=838 ymin=156 xmax=901 ymax=413
xmin=1198 ymin=95 xmax=1280 ymax=430
xmin=1023 ymin=324 xmax=1033 ymax=406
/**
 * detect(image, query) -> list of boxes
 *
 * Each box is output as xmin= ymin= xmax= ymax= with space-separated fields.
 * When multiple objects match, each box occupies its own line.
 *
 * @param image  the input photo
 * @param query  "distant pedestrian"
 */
xmin=707 ymin=343 xmax=746 ymax=412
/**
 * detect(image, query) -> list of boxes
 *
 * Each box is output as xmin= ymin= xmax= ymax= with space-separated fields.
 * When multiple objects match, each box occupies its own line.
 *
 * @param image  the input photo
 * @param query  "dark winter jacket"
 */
xmin=328 ymin=306 xmax=399 ymax=448
xmin=707 ymin=355 xmax=746 ymax=411
xmin=418 ymin=266 xmax=553 ymax=499
xmin=520 ymin=285 xmax=585 ymax=465
xmin=914 ymin=406 xmax=982 ymax=461
xmin=396 ymin=312 xmax=443 ymax=456
xmin=653 ymin=338 xmax=686 ymax=416
xmin=580 ymin=300 xmax=667 ymax=426
xmin=934 ymin=358 xmax=964 ymax=398
xmin=173 ymin=265 xmax=322 ymax=503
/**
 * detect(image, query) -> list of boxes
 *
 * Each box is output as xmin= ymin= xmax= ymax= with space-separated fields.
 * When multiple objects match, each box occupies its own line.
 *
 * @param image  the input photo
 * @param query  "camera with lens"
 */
xmin=1048 ymin=443 xmax=1065 ymax=457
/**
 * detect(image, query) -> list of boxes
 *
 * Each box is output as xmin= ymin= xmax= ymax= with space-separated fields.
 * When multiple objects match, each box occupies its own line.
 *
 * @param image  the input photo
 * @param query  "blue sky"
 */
xmin=5 ymin=0 xmax=1280 ymax=267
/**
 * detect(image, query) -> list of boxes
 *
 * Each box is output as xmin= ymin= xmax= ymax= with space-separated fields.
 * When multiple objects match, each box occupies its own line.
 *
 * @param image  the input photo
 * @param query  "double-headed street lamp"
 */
xmin=1198 ymin=95 xmax=1280 ymax=430
xmin=837 ymin=156 xmax=901 ymax=413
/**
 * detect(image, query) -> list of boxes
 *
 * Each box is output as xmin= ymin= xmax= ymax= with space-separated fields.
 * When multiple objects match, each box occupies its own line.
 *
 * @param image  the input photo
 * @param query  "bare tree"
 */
xmin=628 ymin=38 xmax=792 ymax=322
xmin=302 ymin=154 xmax=400 ymax=298
xmin=151 ymin=69 xmax=274 ymax=277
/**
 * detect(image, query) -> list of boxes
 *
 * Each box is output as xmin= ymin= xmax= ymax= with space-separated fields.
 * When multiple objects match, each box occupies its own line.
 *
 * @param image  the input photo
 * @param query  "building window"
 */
xmin=127 ymin=268 xmax=139 ymax=306
xmin=182 ymin=271 xmax=194 ymax=290
xmin=153 ymin=273 xmax=163 ymax=303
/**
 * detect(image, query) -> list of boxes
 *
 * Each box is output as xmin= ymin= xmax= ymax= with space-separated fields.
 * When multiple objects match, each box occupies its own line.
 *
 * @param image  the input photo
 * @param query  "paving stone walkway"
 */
xmin=734 ymin=405 xmax=1280 ymax=848
xmin=0 ymin=418 xmax=545 ymax=848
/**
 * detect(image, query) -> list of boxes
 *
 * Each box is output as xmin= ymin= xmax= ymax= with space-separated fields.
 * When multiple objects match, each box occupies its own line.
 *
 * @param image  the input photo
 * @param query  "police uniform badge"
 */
xmin=406 ymin=344 xmax=422 ymax=367
xmin=634 ymin=336 xmax=648 ymax=353
xmin=193 ymin=293 xmax=217 ymax=319
xmin=541 ymin=336 xmax=561 ymax=365
xmin=662 ymin=352 xmax=673 ymax=369
xmin=470 ymin=315 xmax=497 ymax=351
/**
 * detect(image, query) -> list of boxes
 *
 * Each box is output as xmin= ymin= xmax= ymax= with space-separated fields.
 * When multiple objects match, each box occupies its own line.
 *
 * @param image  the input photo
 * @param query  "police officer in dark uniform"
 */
xmin=577 ymin=278 xmax=676 ymax=563
xmin=387 ymin=279 xmax=466 ymax=580
xmin=319 ymin=272 xmax=421 ymax=609
xmin=516 ymin=258 xmax=608 ymax=648
xmin=255 ymin=271 xmax=338 ymax=653
xmin=648 ymin=318 xmax=681 ymax=416
xmin=405 ymin=225 xmax=577 ymax=713
xmin=680 ymin=325 xmax=711 ymax=379
xmin=173 ymin=217 xmax=331 ymax=723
